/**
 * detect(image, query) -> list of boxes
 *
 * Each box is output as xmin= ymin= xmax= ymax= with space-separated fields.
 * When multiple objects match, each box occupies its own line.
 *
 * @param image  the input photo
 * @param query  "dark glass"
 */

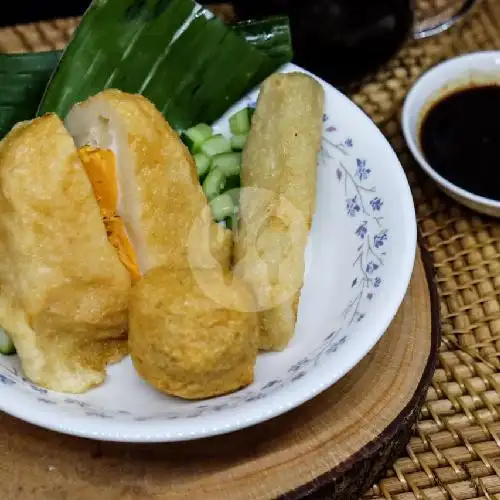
xmin=231 ymin=0 xmax=413 ymax=87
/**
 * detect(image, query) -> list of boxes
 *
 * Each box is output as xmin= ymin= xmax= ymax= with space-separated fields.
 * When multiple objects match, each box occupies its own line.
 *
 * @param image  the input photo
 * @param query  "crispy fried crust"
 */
xmin=234 ymin=73 xmax=324 ymax=351
xmin=0 ymin=114 xmax=131 ymax=393
xmin=66 ymin=90 xmax=239 ymax=398
xmin=65 ymin=89 xmax=232 ymax=274
xmin=129 ymin=266 xmax=258 ymax=400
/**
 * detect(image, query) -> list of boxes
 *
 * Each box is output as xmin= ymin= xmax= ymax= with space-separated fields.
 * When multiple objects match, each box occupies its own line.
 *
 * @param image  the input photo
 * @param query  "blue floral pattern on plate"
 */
xmin=321 ymin=114 xmax=389 ymax=326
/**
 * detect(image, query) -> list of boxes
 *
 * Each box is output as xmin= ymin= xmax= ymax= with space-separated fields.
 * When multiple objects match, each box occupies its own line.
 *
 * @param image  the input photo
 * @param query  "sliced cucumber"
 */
xmin=224 ymin=215 xmax=234 ymax=230
xmin=0 ymin=329 xmax=15 ymax=355
xmin=224 ymin=174 xmax=241 ymax=192
xmin=222 ymin=176 xmax=240 ymax=230
xmin=209 ymin=193 xmax=235 ymax=222
xmin=181 ymin=123 xmax=213 ymax=153
xmin=203 ymin=167 xmax=226 ymax=200
xmin=211 ymin=152 xmax=241 ymax=177
xmin=230 ymin=134 xmax=248 ymax=151
xmin=229 ymin=107 xmax=254 ymax=135
xmin=224 ymin=204 xmax=239 ymax=230
xmin=200 ymin=134 xmax=232 ymax=157
xmin=224 ymin=175 xmax=241 ymax=204
xmin=193 ymin=152 xmax=210 ymax=177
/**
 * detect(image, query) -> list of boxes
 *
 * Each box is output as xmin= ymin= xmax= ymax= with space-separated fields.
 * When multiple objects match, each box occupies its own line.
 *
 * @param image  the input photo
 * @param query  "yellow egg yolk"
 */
xmin=77 ymin=146 xmax=141 ymax=282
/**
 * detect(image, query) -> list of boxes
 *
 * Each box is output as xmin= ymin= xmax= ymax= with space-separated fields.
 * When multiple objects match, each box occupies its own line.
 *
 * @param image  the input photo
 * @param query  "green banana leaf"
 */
xmin=0 ymin=51 xmax=60 ymax=139
xmin=37 ymin=0 xmax=292 ymax=131
xmin=0 ymin=7 xmax=291 ymax=139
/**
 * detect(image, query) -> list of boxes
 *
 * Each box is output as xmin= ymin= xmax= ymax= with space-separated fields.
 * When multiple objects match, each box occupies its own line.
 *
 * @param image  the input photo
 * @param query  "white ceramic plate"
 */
xmin=0 ymin=63 xmax=417 ymax=442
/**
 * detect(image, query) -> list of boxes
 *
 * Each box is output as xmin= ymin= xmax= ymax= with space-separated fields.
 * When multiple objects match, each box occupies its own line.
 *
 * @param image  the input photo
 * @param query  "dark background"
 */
xmin=0 ymin=0 xmax=91 ymax=27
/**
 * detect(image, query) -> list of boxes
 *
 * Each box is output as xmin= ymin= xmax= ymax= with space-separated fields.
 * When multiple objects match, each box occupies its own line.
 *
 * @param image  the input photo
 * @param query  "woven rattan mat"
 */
xmin=1 ymin=1 xmax=500 ymax=498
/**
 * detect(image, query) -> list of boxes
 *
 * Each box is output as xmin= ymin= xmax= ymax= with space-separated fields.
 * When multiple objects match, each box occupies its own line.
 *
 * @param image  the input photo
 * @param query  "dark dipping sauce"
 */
xmin=419 ymin=84 xmax=500 ymax=201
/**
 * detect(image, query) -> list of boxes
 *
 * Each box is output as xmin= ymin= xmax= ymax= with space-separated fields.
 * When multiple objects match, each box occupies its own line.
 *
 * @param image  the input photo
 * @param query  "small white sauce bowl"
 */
xmin=402 ymin=51 xmax=500 ymax=217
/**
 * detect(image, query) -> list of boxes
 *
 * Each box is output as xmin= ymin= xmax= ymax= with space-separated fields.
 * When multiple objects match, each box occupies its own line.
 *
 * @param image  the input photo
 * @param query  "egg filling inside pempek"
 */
xmin=78 ymin=146 xmax=140 ymax=282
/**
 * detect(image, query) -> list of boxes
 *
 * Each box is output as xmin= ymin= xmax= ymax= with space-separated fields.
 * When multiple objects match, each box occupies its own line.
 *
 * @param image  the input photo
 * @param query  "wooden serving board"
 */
xmin=0 ymin=243 xmax=439 ymax=500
